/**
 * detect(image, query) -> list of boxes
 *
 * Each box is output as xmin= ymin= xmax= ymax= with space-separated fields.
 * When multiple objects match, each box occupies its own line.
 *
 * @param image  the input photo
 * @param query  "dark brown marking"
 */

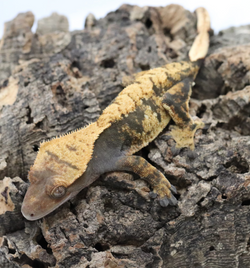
xmin=142 ymin=98 xmax=162 ymax=122
xmin=152 ymin=82 xmax=162 ymax=96
xmin=1 ymin=187 xmax=8 ymax=204
xmin=30 ymin=167 xmax=57 ymax=183
xmin=191 ymin=124 xmax=197 ymax=131
xmin=66 ymin=144 xmax=77 ymax=151
xmin=163 ymin=78 xmax=192 ymax=124
xmin=46 ymin=151 xmax=79 ymax=170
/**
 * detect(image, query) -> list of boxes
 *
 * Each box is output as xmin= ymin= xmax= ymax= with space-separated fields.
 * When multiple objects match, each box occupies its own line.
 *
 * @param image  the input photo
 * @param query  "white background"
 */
xmin=0 ymin=0 xmax=249 ymax=37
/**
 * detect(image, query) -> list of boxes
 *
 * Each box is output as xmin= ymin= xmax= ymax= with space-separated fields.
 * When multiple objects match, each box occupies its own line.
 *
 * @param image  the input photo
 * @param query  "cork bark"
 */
xmin=1 ymin=4 xmax=250 ymax=268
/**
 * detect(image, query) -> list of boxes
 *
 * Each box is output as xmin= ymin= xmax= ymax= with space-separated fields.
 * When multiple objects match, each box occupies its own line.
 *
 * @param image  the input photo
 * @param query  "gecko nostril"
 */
xmin=30 ymin=213 xmax=34 ymax=217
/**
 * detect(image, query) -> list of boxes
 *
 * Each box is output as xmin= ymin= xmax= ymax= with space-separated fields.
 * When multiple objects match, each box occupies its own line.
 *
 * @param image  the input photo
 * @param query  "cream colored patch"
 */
xmin=159 ymin=4 xmax=188 ymax=35
xmin=13 ymin=59 xmax=41 ymax=75
xmin=0 ymin=177 xmax=15 ymax=214
xmin=0 ymin=77 xmax=18 ymax=108
xmin=125 ymin=22 xmax=144 ymax=51
xmin=189 ymin=7 xmax=210 ymax=61
xmin=66 ymin=76 xmax=90 ymax=92
xmin=169 ymin=119 xmax=204 ymax=150
xmin=130 ymin=6 xmax=148 ymax=21
xmin=136 ymin=62 xmax=199 ymax=93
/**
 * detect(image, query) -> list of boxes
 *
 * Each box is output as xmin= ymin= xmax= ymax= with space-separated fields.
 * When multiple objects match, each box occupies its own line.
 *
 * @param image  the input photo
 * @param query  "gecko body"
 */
xmin=21 ymin=7 xmax=210 ymax=220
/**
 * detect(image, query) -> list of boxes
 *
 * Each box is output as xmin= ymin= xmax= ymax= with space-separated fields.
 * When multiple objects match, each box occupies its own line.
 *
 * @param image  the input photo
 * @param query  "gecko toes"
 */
xmin=168 ymin=194 xmax=178 ymax=206
xmin=159 ymin=197 xmax=169 ymax=207
xmin=171 ymin=146 xmax=181 ymax=157
xmin=187 ymin=150 xmax=198 ymax=160
xmin=149 ymin=191 xmax=158 ymax=199
xmin=170 ymin=185 xmax=177 ymax=194
xmin=159 ymin=194 xmax=178 ymax=207
xmin=149 ymin=183 xmax=178 ymax=207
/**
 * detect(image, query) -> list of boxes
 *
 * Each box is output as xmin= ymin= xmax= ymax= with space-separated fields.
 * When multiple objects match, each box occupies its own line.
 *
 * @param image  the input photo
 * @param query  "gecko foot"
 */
xmin=169 ymin=118 xmax=204 ymax=150
xmin=159 ymin=194 xmax=178 ymax=207
xmin=149 ymin=182 xmax=178 ymax=207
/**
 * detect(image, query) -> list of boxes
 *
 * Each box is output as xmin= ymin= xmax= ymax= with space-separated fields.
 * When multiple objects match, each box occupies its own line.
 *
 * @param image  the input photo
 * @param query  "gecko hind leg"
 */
xmin=162 ymin=77 xmax=204 ymax=150
xmin=117 ymin=156 xmax=177 ymax=207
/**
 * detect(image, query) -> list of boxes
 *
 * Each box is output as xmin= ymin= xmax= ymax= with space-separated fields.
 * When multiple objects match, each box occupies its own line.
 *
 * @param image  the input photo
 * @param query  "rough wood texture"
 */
xmin=1 ymin=4 xmax=250 ymax=268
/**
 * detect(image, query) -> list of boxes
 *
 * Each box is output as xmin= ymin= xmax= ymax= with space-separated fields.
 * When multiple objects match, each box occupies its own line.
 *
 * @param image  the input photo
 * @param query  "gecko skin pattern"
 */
xmin=22 ymin=7 xmax=210 ymax=220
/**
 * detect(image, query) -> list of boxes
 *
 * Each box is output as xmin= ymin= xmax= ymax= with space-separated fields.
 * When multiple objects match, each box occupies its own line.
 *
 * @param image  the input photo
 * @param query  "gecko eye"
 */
xmin=45 ymin=176 xmax=68 ymax=198
xmin=51 ymin=186 xmax=66 ymax=198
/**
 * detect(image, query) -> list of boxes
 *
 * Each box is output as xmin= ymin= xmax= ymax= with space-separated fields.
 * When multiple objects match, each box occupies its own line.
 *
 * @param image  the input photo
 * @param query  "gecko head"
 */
xmin=21 ymin=172 xmax=74 ymax=221
xmin=21 ymin=163 xmax=92 ymax=221
xmin=21 ymin=123 xmax=102 ymax=220
xmin=21 ymin=132 xmax=95 ymax=220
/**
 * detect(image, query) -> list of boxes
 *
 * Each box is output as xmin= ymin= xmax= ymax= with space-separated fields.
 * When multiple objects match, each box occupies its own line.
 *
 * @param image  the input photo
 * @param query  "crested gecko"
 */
xmin=21 ymin=7 xmax=210 ymax=220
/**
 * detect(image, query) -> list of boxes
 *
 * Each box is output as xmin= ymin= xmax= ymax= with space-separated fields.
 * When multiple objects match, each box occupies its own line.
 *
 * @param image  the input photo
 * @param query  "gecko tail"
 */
xmin=189 ymin=7 xmax=211 ymax=62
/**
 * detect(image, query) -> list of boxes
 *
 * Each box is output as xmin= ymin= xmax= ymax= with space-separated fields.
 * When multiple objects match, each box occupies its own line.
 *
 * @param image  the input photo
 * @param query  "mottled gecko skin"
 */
xmin=21 ymin=7 xmax=210 ymax=221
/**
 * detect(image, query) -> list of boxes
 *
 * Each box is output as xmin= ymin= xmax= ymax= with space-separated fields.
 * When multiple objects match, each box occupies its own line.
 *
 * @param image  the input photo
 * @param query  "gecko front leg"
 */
xmin=117 ymin=155 xmax=177 ymax=207
xmin=162 ymin=77 xmax=204 ymax=150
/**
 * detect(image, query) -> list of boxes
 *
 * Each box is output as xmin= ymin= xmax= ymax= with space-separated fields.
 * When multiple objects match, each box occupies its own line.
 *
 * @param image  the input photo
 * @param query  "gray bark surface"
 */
xmin=1 ymin=4 xmax=250 ymax=268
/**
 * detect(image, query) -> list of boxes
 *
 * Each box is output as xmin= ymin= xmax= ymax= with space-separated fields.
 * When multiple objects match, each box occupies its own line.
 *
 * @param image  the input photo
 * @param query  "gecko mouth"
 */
xmin=21 ymin=191 xmax=73 ymax=221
